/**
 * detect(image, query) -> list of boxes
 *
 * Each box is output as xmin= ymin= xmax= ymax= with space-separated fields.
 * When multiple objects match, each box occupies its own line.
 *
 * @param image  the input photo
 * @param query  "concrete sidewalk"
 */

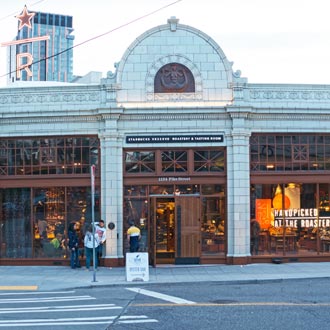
xmin=1 ymin=262 xmax=330 ymax=291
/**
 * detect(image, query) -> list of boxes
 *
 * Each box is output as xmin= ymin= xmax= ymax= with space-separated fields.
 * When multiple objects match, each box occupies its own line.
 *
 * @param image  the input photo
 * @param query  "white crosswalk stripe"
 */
xmin=0 ymin=315 xmax=158 ymax=327
xmin=0 ymin=295 xmax=95 ymax=304
xmin=127 ymin=287 xmax=196 ymax=304
xmin=0 ymin=291 xmax=158 ymax=327
xmin=0 ymin=303 xmax=122 ymax=314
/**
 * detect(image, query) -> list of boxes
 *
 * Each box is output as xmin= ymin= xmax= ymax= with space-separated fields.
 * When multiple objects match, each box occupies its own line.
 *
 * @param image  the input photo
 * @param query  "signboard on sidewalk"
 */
xmin=126 ymin=253 xmax=149 ymax=282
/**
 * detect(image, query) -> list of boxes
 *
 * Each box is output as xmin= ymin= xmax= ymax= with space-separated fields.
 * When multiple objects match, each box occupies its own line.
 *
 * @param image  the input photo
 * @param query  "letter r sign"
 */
xmin=16 ymin=53 xmax=33 ymax=79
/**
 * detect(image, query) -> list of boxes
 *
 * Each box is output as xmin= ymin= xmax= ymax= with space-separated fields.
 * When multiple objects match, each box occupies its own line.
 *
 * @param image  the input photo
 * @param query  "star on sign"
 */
xmin=16 ymin=5 xmax=35 ymax=31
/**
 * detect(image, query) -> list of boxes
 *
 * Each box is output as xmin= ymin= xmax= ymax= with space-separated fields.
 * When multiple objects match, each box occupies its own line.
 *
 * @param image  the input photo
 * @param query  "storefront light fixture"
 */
xmin=266 ymin=164 xmax=274 ymax=169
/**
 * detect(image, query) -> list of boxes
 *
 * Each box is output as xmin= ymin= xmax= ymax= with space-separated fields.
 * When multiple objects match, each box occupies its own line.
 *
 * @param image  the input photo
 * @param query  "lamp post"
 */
xmin=91 ymin=165 xmax=97 ymax=282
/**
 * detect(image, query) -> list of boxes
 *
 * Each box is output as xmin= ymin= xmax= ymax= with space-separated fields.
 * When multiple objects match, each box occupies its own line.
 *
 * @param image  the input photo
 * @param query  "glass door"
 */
xmin=152 ymin=198 xmax=175 ymax=264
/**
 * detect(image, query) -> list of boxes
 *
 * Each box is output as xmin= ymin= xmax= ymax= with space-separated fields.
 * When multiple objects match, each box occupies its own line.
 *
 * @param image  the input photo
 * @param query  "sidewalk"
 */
xmin=1 ymin=262 xmax=330 ymax=291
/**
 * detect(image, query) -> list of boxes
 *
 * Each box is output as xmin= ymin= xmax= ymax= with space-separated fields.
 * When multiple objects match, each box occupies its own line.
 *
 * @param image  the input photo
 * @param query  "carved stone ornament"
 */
xmin=154 ymin=63 xmax=195 ymax=93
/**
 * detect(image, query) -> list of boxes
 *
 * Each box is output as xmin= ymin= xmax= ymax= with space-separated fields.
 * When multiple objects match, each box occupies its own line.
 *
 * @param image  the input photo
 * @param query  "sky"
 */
xmin=1 ymin=0 xmax=330 ymax=87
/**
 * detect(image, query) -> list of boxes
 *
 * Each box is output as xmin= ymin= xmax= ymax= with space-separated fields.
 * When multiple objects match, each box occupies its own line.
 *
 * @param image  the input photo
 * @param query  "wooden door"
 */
xmin=175 ymin=196 xmax=200 ymax=264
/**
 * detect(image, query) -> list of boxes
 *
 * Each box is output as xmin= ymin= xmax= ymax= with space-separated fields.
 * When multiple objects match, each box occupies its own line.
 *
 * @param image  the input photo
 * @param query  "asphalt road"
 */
xmin=1 ymin=278 xmax=330 ymax=329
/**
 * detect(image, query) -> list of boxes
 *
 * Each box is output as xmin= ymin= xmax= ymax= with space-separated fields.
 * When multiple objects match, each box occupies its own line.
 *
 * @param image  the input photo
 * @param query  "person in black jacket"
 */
xmin=68 ymin=221 xmax=82 ymax=269
xmin=250 ymin=218 xmax=261 ymax=255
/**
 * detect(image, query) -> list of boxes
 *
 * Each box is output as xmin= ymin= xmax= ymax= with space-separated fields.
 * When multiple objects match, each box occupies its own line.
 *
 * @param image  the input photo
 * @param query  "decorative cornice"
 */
xmin=229 ymin=112 xmax=250 ymax=119
xmin=248 ymin=88 xmax=330 ymax=103
xmin=250 ymin=113 xmax=330 ymax=121
xmin=0 ymin=115 xmax=103 ymax=125
xmin=120 ymin=113 xmax=228 ymax=121
xmin=0 ymin=91 xmax=101 ymax=106
xmin=0 ymin=112 xmax=230 ymax=126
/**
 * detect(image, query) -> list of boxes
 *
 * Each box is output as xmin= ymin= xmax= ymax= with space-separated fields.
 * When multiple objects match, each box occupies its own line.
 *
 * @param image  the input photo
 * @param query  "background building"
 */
xmin=7 ymin=7 xmax=74 ymax=84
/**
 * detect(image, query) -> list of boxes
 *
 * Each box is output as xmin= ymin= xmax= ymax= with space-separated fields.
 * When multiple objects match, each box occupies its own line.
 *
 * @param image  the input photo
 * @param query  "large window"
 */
xmin=194 ymin=150 xmax=225 ymax=172
xmin=250 ymin=134 xmax=330 ymax=172
xmin=250 ymin=183 xmax=330 ymax=256
xmin=201 ymin=189 xmax=226 ymax=255
xmin=124 ymin=151 xmax=155 ymax=173
xmin=0 ymin=135 xmax=101 ymax=260
xmin=0 ymin=186 xmax=100 ymax=259
xmin=124 ymin=148 xmax=226 ymax=176
xmin=0 ymin=136 xmax=99 ymax=176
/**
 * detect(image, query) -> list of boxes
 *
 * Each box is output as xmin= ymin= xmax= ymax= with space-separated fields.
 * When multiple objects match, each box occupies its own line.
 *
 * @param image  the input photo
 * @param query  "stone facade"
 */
xmin=1 ymin=17 xmax=330 ymax=265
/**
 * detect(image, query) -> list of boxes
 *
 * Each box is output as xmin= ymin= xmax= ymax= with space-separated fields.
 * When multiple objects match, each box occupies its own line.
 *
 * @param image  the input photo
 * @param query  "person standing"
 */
xmin=84 ymin=224 xmax=99 ymax=270
xmin=250 ymin=218 xmax=261 ymax=255
xmin=68 ymin=221 xmax=82 ymax=269
xmin=127 ymin=220 xmax=141 ymax=252
xmin=94 ymin=220 xmax=106 ymax=264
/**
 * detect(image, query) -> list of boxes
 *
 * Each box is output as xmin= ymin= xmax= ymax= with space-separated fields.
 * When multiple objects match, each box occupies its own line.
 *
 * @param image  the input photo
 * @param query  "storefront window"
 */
xmin=194 ymin=150 xmax=225 ymax=172
xmin=251 ymin=183 xmax=330 ymax=256
xmin=0 ymin=186 xmax=100 ymax=259
xmin=0 ymin=188 xmax=32 ymax=258
xmin=124 ymin=151 xmax=155 ymax=173
xmin=124 ymin=185 xmax=147 ymax=197
xmin=33 ymin=187 xmax=65 ymax=258
xmin=161 ymin=151 xmax=187 ymax=173
xmin=201 ymin=194 xmax=226 ymax=255
xmin=175 ymin=185 xmax=199 ymax=195
xmin=123 ymin=186 xmax=149 ymax=252
xmin=0 ymin=136 xmax=99 ymax=176
xmin=124 ymin=148 xmax=226 ymax=176
xmin=150 ymin=185 xmax=173 ymax=195
xmin=251 ymin=134 xmax=330 ymax=172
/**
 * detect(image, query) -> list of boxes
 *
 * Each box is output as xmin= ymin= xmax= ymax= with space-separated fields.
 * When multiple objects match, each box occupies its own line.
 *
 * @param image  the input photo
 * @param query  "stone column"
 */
xmin=99 ymin=129 xmax=124 ymax=266
xmin=226 ymin=110 xmax=251 ymax=264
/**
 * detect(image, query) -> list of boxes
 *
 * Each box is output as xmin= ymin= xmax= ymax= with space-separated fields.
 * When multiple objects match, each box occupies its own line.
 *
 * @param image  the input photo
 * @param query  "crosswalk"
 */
xmin=0 ymin=290 xmax=158 ymax=328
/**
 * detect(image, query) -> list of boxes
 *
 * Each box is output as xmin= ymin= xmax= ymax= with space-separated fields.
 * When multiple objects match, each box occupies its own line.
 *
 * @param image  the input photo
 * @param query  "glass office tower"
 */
xmin=7 ymin=10 xmax=74 ymax=83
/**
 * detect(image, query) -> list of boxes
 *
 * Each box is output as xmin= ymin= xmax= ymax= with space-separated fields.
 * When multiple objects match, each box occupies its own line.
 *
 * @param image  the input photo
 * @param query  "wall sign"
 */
xmin=126 ymin=134 xmax=224 ymax=144
xmin=158 ymin=177 xmax=191 ymax=182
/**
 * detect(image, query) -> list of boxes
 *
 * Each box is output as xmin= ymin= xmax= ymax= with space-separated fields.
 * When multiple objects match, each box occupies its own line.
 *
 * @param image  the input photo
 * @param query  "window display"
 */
xmin=201 ymin=195 xmax=226 ymax=254
xmin=0 ymin=188 xmax=32 ymax=258
xmin=251 ymin=183 xmax=330 ymax=256
xmin=0 ymin=186 xmax=100 ymax=259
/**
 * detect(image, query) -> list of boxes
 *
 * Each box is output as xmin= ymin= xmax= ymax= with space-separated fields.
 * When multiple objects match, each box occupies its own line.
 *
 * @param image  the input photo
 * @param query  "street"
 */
xmin=1 ymin=278 xmax=330 ymax=329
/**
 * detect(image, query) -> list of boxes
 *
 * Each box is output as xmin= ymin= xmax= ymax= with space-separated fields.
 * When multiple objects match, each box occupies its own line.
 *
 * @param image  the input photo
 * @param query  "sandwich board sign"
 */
xmin=126 ymin=253 xmax=149 ymax=282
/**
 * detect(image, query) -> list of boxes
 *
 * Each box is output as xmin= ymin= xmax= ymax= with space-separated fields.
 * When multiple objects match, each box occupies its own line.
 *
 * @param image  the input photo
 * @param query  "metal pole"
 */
xmin=91 ymin=165 xmax=97 ymax=282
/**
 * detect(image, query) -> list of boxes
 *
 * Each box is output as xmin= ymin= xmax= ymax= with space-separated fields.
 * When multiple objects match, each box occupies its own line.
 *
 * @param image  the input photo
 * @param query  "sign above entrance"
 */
xmin=126 ymin=134 xmax=224 ymax=144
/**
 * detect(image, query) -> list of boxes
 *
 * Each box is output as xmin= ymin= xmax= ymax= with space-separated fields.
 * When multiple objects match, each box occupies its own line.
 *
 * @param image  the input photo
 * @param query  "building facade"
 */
xmin=1 ymin=17 xmax=330 ymax=266
xmin=6 ymin=6 xmax=74 ymax=84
